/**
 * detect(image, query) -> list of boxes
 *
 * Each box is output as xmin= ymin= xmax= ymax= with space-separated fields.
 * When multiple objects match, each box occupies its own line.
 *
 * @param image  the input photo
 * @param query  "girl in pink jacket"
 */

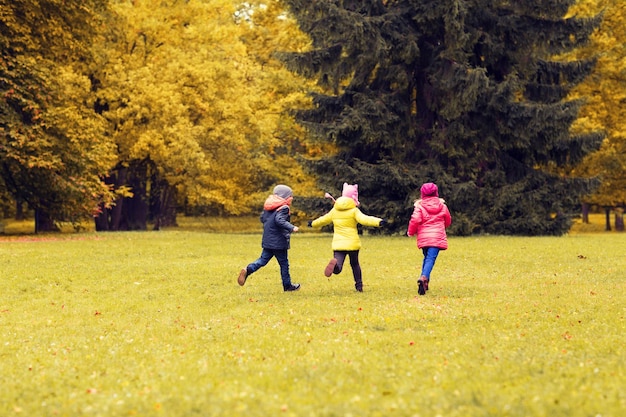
xmin=407 ymin=183 xmax=452 ymax=295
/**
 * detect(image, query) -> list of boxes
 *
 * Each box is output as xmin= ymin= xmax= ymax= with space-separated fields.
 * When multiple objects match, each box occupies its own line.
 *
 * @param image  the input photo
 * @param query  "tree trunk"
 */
xmin=151 ymin=179 xmax=177 ymax=230
xmin=161 ymin=186 xmax=178 ymax=228
xmin=604 ymin=206 xmax=612 ymax=231
xmin=615 ymin=207 xmax=624 ymax=232
xmin=94 ymin=207 xmax=109 ymax=231
xmin=15 ymin=198 xmax=24 ymax=221
xmin=92 ymin=160 xmax=154 ymax=232
xmin=581 ymin=202 xmax=589 ymax=223
xmin=34 ymin=209 xmax=60 ymax=233
xmin=123 ymin=194 xmax=148 ymax=230
xmin=94 ymin=167 xmax=127 ymax=231
xmin=110 ymin=167 xmax=129 ymax=230
xmin=123 ymin=162 xmax=148 ymax=230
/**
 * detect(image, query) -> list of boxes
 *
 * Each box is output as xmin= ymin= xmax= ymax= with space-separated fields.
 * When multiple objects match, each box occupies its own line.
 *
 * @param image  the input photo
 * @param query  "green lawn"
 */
xmin=0 ymin=229 xmax=624 ymax=416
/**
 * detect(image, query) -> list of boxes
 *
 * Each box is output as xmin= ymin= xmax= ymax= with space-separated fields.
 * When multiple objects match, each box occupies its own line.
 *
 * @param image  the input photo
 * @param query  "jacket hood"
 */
xmin=419 ymin=196 xmax=446 ymax=215
xmin=334 ymin=196 xmax=357 ymax=211
xmin=264 ymin=194 xmax=292 ymax=211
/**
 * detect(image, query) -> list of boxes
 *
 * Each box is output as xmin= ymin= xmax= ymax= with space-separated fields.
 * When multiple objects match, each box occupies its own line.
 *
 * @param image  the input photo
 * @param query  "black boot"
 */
xmin=284 ymin=283 xmax=301 ymax=292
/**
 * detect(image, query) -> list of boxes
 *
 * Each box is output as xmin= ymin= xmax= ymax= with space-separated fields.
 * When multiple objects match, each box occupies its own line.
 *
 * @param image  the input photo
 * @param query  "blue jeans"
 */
xmin=247 ymin=248 xmax=293 ymax=290
xmin=421 ymin=247 xmax=440 ymax=280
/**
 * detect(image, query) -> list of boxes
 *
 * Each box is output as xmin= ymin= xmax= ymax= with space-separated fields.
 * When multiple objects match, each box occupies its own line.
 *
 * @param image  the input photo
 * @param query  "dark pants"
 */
xmin=247 ymin=248 xmax=293 ymax=290
xmin=332 ymin=250 xmax=362 ymax=291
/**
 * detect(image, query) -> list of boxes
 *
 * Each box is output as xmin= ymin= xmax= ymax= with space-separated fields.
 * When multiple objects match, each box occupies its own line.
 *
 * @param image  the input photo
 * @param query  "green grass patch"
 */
xmin=0 ymin=215 xmax=263 ymax=235
xmin=0 ymin=231 xmax=624 ymax=416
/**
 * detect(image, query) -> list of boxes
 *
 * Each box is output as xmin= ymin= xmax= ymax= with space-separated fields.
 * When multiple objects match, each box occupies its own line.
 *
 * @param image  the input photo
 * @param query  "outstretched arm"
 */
xmin=355 ymin=209 xmax=383 ymax=228
xmin=311 ymin=210 xmax=333 ymax=228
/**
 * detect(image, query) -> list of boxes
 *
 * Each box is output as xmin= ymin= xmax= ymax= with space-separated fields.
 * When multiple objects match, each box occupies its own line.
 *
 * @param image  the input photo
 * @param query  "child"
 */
xmin=238 ymin=185 xmax=301 ymax=292
xmin=407 ymin=182 xmax=452 ymax=295
xmin=308 ymin=183 xmax=385 ymax=292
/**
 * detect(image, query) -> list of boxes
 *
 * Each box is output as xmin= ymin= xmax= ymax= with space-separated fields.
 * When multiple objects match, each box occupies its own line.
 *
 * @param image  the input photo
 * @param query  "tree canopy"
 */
xmin=0 ymin=0 xmax=115 ymax=231
xmin=564 ymin=0 xmax=626 ymax=207
xmin=2 ymin=0 xmax=621 ymax=235
xmin=91 ymin=0 xmax=318 ymax=230
xmin=281 ymin=0 xmax=604 ymax=235
xmin=2 ymin=0 xmax=320 ymax=231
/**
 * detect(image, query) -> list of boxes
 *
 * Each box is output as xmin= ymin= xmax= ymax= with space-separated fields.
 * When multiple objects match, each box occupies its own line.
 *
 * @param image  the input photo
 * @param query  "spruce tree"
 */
xmin=280 ymin=0 xmax=604 ymax=235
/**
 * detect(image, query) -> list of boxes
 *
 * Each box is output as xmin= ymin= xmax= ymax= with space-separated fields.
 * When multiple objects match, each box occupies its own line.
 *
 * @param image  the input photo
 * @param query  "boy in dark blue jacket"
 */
xmin=238 ymin=185 xmax=301 ymax=291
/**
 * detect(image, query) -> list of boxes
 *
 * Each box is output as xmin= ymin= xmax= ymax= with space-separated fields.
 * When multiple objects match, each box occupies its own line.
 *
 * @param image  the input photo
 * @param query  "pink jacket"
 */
xmin=407 ymin=197 xmax=451 ymax=249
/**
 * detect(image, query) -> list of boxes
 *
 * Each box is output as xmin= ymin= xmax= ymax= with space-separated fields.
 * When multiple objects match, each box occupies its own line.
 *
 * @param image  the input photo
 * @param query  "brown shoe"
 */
xmin=418 ymin=275 xmax=428 ymax=295
xmin=238 ymin=268 xmax=248 ymax=286
xmin=324 ymin=258 xmax=338 ymax=277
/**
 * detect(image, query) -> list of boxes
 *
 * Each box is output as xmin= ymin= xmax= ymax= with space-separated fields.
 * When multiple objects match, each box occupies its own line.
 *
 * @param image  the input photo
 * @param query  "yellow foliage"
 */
xmin=93 ymin=0 xmax=320 ymax=214
xmin=564 ymin=0 xmax=626 ymax=205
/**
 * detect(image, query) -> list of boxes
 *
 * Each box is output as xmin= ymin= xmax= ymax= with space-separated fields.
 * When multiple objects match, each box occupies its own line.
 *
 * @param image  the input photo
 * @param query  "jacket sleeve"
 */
xmin=275 ymin=206 xmax=295 ymax=232
xmin=311 ymin=210 xmax=333 ymax=228
xmin=407 ymin=205 xmax=423 ymax=236
xmin=443 ymin=205 xmax=452 ymax=228
xmin=355 ymin=209 xmax=382 ymax=227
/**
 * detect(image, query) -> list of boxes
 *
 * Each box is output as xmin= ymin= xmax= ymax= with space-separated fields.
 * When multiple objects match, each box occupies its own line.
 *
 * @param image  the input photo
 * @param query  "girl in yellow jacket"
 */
xmin=308 ymin=183 xmax=385 ymax=292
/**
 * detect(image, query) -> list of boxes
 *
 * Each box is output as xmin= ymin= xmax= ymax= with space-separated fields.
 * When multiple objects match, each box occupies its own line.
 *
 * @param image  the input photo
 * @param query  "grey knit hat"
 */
xmin=273 ymin=184 xmax=293 ymax=199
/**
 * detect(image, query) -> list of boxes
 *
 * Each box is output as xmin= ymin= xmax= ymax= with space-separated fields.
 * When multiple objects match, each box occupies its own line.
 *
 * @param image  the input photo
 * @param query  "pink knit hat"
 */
xmin=342 ymin=183 xmax=360 ymax=206
xmin=420 ymin=182 xmax=438 ymax=198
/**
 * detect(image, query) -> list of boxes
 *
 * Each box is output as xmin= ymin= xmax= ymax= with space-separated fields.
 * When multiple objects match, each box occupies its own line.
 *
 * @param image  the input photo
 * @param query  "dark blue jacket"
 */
xmin=261 ymin=205 xmax=295 ymax=250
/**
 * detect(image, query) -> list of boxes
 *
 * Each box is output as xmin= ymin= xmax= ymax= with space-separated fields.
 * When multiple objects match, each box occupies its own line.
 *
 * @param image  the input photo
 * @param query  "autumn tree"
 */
xmin=235 ymin=1 xmax=324 ymax=198
xmin=280 ymin=0 xmax=604 ymax=235
xmin=564 ymin=0 xmax=626 ymax=222
xmin=0 ymin=0 xmax=115 ymax=232
xmin=92 ymin=0 xmax=318 ymax=230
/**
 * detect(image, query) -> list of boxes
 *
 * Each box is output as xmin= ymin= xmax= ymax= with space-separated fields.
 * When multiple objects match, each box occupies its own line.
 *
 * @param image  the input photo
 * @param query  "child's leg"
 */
xmin=239 ymin=249 xmax=274 ymax=286
xmin=347 ymin=250 xmax=363 ymax=291
xmin=274 ymin=249 xmax=298 ymax=291
xmin=247 ymin=249 xmax=274 ymax=275
xmin=418 ymin=247 xmax=441 ymax=295
xmin=420 ymin=247 xmax=440 ymax=280
xmin=333 ymin=251 xmax=348 ymax=274
xmin=325 ymin=251 xmax=346 ymax=277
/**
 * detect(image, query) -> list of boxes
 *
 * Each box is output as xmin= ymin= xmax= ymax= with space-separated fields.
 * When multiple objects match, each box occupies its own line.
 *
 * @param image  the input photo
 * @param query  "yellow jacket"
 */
xmin=311 ymin=196 xmax=382 ymax=251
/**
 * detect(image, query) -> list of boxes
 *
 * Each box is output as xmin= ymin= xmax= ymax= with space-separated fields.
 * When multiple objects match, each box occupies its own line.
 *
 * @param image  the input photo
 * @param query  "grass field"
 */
xmin=0 ymin=222 xmax=624 ymax=416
